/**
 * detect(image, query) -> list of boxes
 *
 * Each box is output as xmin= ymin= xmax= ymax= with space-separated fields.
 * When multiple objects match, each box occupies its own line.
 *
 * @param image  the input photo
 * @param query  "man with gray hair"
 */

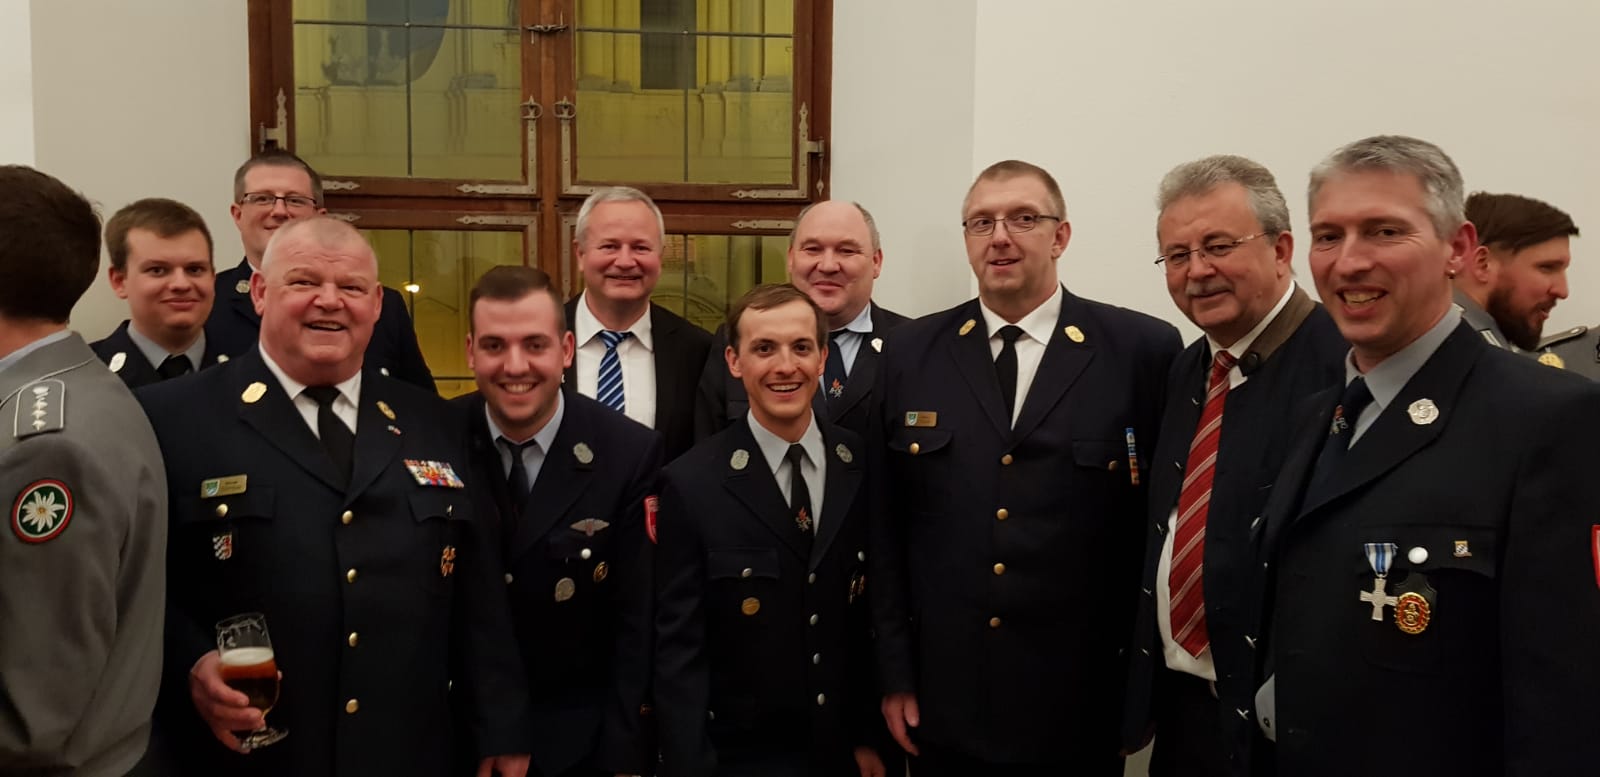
xmin=1247 ymin=135 xmax=1600 ymax=775
xmin=1122 ymin=155 xmax=1344 ymax=776
xmin=565 ymin=186 xmax=711 ymax=460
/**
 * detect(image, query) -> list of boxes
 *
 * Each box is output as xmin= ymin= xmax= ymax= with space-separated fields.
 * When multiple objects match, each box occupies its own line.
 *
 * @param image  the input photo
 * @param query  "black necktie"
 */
xmin=786 ymin=443 xmax=814 ymax=543
xmin=995 ymin=325 xmax=1024 ymax=420
xmin=157 ymin=354 xmax=192 ymax=380
xmin=1305 ymin=377 xmax=1374 ymax=504
xmin=303 ymin=386 xmax=354 ymax=486
xmin=499 ymin=436 xmax=538 ymax=517
xmin=822 ymin=330 xmax=849 ymax=405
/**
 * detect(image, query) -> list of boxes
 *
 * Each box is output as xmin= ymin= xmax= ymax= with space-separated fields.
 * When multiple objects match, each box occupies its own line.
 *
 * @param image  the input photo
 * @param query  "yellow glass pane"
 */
xmin=574 ymin=1 xmax=795 ymax=185
xmin=365 ymin=229 xmax=526 ymax=397
xmin=651 ymin=233 xmax=788 ymax=332
xmin=292 ymin=0 xmax=523 ymax=180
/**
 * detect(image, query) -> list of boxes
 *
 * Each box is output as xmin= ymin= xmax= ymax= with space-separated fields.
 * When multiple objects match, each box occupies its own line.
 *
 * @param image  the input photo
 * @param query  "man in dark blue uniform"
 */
xmin=91 ymin=197 xmax=226 ymax=387
xmin=206 ymin=150 xmax=435 ymax=391
xmin=872 ymin=160 xmax=1181 ymax=776
xmin=1120 ymin=156 xmax=1344 ymax=776
xmin=140 ymin=216 xmax=530 ymax=777
xmin=1250 ymin=135 xmax=1600 ymax=776
xmin=694 ymin=200 xmax=908 ymax=443
xmin=455 ymin=265 xmax=661 ymax=777
xmin=655 ymin=284 xmax=887 ymax=777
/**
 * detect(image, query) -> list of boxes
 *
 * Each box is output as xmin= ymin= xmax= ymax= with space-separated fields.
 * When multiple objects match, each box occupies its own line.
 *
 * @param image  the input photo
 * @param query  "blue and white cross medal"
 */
xmin=1359 ymin=542 xmax=1400 ymax=620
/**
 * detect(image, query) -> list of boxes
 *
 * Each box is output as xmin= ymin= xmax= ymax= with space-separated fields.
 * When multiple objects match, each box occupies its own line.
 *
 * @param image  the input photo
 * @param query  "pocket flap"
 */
xmin=411 ymin=490 xmax=467 ymax=522
xmin=888 ymin=428 xmax=953 ymax=456
xmin=177 ymin=488 xmax=275 ymax=525
xmin=1370 ymin=525 xmax=1497 ymax=578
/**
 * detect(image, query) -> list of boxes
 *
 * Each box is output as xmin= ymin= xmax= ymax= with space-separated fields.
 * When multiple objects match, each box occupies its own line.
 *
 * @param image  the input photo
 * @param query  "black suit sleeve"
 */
xmin=693 ymin=327 xmax=731 ymax=443
xmin=652 ymin=474 xmax=715 ymax=777
xmin=379 ymin=289 xmax=436 ymax=393
xmin=598 ymin=431 xmax=667 ymax=774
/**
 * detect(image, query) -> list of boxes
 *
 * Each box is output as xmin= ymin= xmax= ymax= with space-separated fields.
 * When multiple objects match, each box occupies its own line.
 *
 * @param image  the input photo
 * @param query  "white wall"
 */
xmin=0 ymin=0 xmax=34 ymax=164
xmin=30 ymin=0 xmax=250 ymax=340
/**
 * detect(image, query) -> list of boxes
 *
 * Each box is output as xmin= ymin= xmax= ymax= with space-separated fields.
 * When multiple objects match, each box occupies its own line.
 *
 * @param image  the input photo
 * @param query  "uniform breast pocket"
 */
xmin=1072 ymin=438 xmax=1129 ymax=477
xmin=887 ymin=428 xmax=954 ymax=501
xmin=708 ymin=547 xmax=781 ymax=625
xmin=412 ymin=489 xmax=470 ymax=596
xmin=1360 ymin=525 xmax=1499 ymax=674
xmin=176 ymin=489 xmax=276 ymax=568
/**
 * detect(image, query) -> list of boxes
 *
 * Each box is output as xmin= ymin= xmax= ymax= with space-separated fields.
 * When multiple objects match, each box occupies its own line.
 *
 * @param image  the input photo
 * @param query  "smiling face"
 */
xmin=787 ymin=201 xmax=883 ymax=329
xmin=1158 ymin=183 xmax=1292 ymax=346
xmin=727 ymin=298 xmax=825 ymax=442
xmin=109 ymin=227 xmax=215 ymax=346
xmin=575 ymin=200 xmax=662 ymax=306
xmin=963 ymin=173 xmax=1071 ymax=321
xmin=251 ymin=225 xmax=383 ymax=385
xmin=1309 ymin=169 xmax=1474 ymax=371
xmin=231 ymin=164 xmax=321 ymax=267
xmin=468 ymin=290 xmax=574 ymax=441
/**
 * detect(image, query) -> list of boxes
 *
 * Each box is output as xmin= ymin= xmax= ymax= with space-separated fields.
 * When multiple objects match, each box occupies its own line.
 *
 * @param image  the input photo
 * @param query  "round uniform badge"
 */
xmin=12 ymin=479 xmax=73 ymax=543
xmin=1394 ymin=591 xmax=1431 ymax=635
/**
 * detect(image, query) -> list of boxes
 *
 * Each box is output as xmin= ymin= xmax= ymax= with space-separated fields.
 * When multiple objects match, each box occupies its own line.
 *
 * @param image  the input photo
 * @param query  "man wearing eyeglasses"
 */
xmin=1121 ymin=156 xmax=1345 ymax=776
xmin=872 ymin=160 xmax=1181 ymax=775
xmin=206 ymin=150 xmax=436 ymax=392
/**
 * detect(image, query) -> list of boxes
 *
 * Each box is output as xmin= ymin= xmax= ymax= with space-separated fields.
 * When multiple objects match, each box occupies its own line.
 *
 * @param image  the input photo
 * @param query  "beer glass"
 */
xmin=216 ymin=612 xmax=288 ymax=749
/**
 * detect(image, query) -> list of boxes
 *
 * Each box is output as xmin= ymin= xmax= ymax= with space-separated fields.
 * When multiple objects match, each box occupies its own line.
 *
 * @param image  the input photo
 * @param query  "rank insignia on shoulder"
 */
xmin=404 ymin=459 xmax=466 ymax=488
xmin=108 ymin=352 xmax=126 ymax=373
xmin=571 ymin=518 xmax=610 ymax=536
xmin=376 ymin=401 xmax=396 ymax=420
xmin=904 ymin=411 xmax=937 ymax=428
xmin=212 ymin=531 xmax=233 ymax=560
xmin=12 ymin=479 xmax=73 ymax=543
xmin=15 ymin=380 xmax=66 ymax=438
xmin=200 ymin=475 xmax=248 ymax=499
xmin=439 ymin=545 xmax=457 ymax=577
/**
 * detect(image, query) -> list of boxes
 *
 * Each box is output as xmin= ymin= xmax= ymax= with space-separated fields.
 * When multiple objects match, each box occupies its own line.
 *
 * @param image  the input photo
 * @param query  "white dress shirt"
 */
xmin=747 ymin=410 xmax=827 ymax=534
xmin=978 ymin=283 xmax=1063 ymax=426
xmin=574 ymin=291 xmax=657 ymax=430
xmin=259 ymin=348 xmax=361 ymax=437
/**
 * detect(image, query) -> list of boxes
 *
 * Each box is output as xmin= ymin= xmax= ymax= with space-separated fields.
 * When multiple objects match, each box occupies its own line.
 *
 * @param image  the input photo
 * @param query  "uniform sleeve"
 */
xmin=692 ymin=328 xmax=731 ymax=443
xmin=652 ymin=474 xmax=715 ymax=777
xmin=380 ymin=289 xmax=437 ymax=393
xmin=1501 ymin=383 xmax=1600 ymax=772
xmin=0 ymin=434 xmax=164 ymax=769
xmin=597 ymin=432 xmax=666 ymax=774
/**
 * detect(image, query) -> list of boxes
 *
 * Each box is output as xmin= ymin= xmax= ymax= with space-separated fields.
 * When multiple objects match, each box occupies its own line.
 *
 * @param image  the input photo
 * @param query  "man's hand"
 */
xmin=189 ymin=650 xmax=266 ymax=753
xmin=881 ymin=692 xmax=921 ymax=756
xmin=476 ymin=753 xmax=530 ymax=777
xmin=853 ymin=745 xmax=887 ymax=777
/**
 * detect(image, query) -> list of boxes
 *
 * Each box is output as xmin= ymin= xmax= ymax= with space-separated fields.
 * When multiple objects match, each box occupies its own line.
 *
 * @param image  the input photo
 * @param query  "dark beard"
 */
xmin=1484 ymin=283 xmax=1542 ymax=351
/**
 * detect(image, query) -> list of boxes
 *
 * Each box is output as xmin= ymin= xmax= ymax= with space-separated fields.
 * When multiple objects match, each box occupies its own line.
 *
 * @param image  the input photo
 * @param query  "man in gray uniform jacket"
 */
xmin=0 ymin=165 xmax=167 ymax=775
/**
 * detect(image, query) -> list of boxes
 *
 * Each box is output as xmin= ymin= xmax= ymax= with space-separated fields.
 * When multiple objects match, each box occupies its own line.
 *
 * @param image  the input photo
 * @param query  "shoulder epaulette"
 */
xmin=12 ymin=379 xmax=66 ymax=439
xmin=1538 ymin=325 xmax=1590 ymax=350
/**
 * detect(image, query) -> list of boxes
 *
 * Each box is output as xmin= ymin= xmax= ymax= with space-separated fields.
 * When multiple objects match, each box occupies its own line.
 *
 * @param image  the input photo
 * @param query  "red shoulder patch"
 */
xmin=645 ymin=495 xmax=659 ymax=545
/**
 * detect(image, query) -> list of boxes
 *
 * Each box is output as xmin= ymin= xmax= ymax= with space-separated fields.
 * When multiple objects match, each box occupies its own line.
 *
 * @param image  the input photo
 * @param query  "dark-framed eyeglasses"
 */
xmin=1155 ymin=232 xmax=1268 ymax=270
xmin=962 ymin=213 xmax=1062 ymax=237
xmin=239 ymin=192 xmax=319 ymax=210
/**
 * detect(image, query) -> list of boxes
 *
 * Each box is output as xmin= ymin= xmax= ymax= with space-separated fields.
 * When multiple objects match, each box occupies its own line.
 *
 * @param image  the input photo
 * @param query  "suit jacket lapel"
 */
xmin=464 ymin=394 xmax=516 ymax=536
xmin=346 ymin=373 xmax=405 ymax=499
xmin=948 ymin=300 xmax=1014 ymax=438
xmin=1295 ymin=323 xmax=1481 ymax=520
xmin=233 ymin=351 xmax=344 ymax=492
xmin=721 ymin=419 xmax=810 ymax=561
xmin=227 ymin=258 xmax=261 ymax=327
xmin=651 ymin=304 xmax=680 ymax=423
xmin=1012 ymin=289 xmax=1095 ymax=442
xmin=809 ymin=424 xmax=861 ymax=570
xmin=1151 ymin=343 xmax=1209 ymax=516
xmin=511 ymin=398 xmax=594 ymax=560
xmin=108 ymin=323 xmax=161 ymax=387
xmin=829 ymin=309 xmax=885 ymax=421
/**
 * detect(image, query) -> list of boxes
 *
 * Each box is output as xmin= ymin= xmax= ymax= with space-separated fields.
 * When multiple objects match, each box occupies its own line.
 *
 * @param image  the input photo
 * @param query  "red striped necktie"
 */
xmin=1170 ymin=350 xmax=1236 ymax=657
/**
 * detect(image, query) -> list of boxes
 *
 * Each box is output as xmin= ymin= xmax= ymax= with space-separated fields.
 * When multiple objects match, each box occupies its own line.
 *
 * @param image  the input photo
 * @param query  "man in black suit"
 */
xmin=1120 ymin=156 xmax=1345 ymax=776
xmin=206 ymin=150 xmax=435 ymax=391
xmin=564 ymin=186 xmax=711 ymax=461
xmin=91 ymin=198 xmax=226 ymax=387
xmin=455 ymin=265 xmax=661 ymax=777
xmin=694 ymin=200 xmax=908 ymax=442
xmin=140 ymin=216 xmax=530 ymax=777
xmin=1250 ymin=135 xmax=1600 ymax=775
xmin=872 ymin=160 xmax=1181 ymax=775
xmin=655 ymin=284 xmax=886 ymax=777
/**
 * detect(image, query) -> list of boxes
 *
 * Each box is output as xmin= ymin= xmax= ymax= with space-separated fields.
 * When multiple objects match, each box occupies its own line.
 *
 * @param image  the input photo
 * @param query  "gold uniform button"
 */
xmin=1000 ymin=454 xmax=1014 ymax=465
xmin=996 ymin=508 xmax=1009 ymax=521
xmin=340 ymin=510 xmax=354 ymax=525
xmin=345 ymin=699 xmax=359 ymax=714
xmin=993 ymin=563 xmax=1006 ymax=575
xmin=347 ymin=632 xmax=359 ymax=647
xmin=346 ymin=568 xmax=358 ymax=583
xmin=989 ymin=616 xmax=1002 ymax=628
xmin=214 ymin=503 xmax=228 ymax=518
xmin=909 ymin=442 xmax=921 ymax=455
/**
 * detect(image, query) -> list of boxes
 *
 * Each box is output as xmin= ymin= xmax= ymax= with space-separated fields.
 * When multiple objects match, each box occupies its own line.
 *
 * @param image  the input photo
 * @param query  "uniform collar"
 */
xmin=979 ymin=282 xmax=1063 ymax=345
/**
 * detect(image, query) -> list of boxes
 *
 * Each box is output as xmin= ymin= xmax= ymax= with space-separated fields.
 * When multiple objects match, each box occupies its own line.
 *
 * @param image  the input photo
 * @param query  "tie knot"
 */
xmin=997 ymin=325 xmax=1024 ymax=345
xmin=304 ymin=385 xmax=341 ymax=408
xmin=599 ymin=330 xmax=632 ymax=349
xmin=785 ymin=443 xmax=806 ymax=467
xmin=157 ymin=354 xmax=193 ymax=379
xmin=1332 ymin=376 xmax=1375 ymax=436
xmin=1209 ymin=350 xmax=1237 ymax=383
xmin=499 ymin=436 xmax=539 ymax=456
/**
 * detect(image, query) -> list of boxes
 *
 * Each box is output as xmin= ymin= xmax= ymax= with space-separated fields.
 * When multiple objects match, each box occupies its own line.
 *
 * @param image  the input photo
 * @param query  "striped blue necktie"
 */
xmin=597 ymin=329 xmax=632 ymax=412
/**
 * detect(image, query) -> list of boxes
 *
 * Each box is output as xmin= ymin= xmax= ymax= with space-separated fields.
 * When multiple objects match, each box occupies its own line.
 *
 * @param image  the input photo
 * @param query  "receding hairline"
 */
xmin=260 ymin=217 xmax=376 ymax=272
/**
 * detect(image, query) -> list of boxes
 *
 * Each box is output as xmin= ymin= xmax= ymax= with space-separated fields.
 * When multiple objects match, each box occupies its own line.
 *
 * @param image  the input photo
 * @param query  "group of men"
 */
xmin=2 ymin=132 xmax=1598 ymax=777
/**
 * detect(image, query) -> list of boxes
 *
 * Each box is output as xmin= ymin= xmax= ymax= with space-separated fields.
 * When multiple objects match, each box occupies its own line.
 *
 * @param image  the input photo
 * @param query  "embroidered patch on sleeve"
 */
xmin=13 ymin=480 xmax=73 ymax=543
